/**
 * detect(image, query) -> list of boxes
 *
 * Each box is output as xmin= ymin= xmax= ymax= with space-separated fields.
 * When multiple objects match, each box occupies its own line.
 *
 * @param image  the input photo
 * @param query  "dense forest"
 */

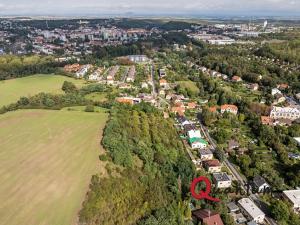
xmin=0 ymin=55 xmax=63 ymax=80
xmin=113 ymin=19 xmax=195 ymax=31
xmin=79 ymin=104 xmax=196 ymax=225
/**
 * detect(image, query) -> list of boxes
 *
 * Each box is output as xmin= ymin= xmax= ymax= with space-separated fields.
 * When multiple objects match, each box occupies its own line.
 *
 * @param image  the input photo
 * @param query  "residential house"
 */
xmin=183 ymin=124 xmax=195 ymax=132
xmin=227 ymin=202 xmax=240 ymax=213
xmin=212 ymin=172 xmax=232 ymax=188
xmin=247 ymin=221 xmax=258 ymax=225
xmin=64 ymin=63 xmax=81 ymax=73
xmin=249 ymin=83 xmax=259 ymax=91
xmin=89 ymin=68 xmax=103 ymax=81
xmin=76 ymin=64 xmax=91 ymax=78
xmin=238 ymin=198 xmax=265 ymax=224
xmin=159 ymin=89 xmax=166 ymax=96
xmin=199 ymin=149 xmax=213 ymax=160
xmin=274 ymin=118 xmax=293 ymax=126
xmin=288 ymin=152 xmax=300 ymax=160
xmin=187 ymin=129 xmax=202 ymax=139
xmin=159 ymin=79 xmax=168 ymax=89
xmin=294 ymin=137 xmax=300 ymax=146
xmin=271 ymin=88 xmax=282 ymax=96
xmin=126 ymin=66 xmax=136 ymax=82
xmin=221 ymin=104 xmax=238 ymax=115
xmin=199 ymin=67 xmax=207 ymax=73
xmin=119 ymin=83 xmax=132 ymax=89
xmin=228 ymin=139 xmax=240 ymax=151
xmin=203 ymin=159 xmax=222 ymax=173
xmin=116 ymin=97 xmax=134 ymax=105
xmin=277 ymin=83 xmax=289 ymax=90
xmin=174 ymin=101 xmax=185 ymax=108
xmin=283 ymin=190 xmax=300 ymax=212
xmin=106 ymin=65 xmax=120 ymax=85
xmin=252 ymin=176 xmax=270 ymax=193
xmin=216 ymin=72 xmax=222 ymax=78
xmin=210 ymin=70 xmax=218 ymax=77
xmin=192 ymin=209 xmax=224 ymax=225
xmin=273 ymin=93 xmax=286 ymax=104
xmin=209 ymin=106 xmax=218 ymax=113
xmin=128 ymin=55 xmax=148 ymax=63
xmin=222 ymin=74 xmax=228 ymax=80
xmin=232 ymin=76 xmax=242 ymax=82
xmin=176 ymin=115 xmax=190 ymax=128
xmin=270 ymin=106 xmax=300 ymax=121
xmin=237 ymin=147 xmax=248 ymax=156
xmin=89 ymin=72 xmax=101 ymax=81
xmin=261 ymin=116 xmax=273 ymax=125
xmin=159 ymin=68 xmax=167 ymax=77
xmin=187 ymin=102 xmax=197 ymax=110
xmin=171 ymin=107 xmax=185 ymax=116
xmin=189 ymin=137 xmax=208 ymax=149
xmin=141 ymin=82 xmax=148 ymax=89
xmin=234 ymin=213 xmax=248 ymax=224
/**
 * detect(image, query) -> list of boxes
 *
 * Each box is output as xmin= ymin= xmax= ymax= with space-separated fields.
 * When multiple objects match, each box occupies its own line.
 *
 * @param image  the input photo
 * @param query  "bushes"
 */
xmin=85 ymin=105 xmax=94 ymax=112
xmin=80 ymin=104 xmax=195 ymax=224
xmin=0 ymin=92 xmax=90 ymax=114
xmin=0 ymin=55 xmax=62 ymax=80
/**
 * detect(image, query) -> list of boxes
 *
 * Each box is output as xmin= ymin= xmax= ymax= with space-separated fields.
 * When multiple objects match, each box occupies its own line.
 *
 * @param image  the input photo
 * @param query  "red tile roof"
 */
xmin=203 ymin=159 xmax=221 ymax=167
xmin=261 ymin=116 xmax=273 ymax=125
xmin=221 ymin=104 xmax=238 ymax=111
xmin=187 ymin=102 xmax=197 ymax=109
xmin=232 ymin=76 xmax=242 ymax=82
xmin=159 ymin=79 xmax=168 ymax=84
xmin=116 ymin=98 xmax=134 ymax=105
xmin=192 ymin=209 xmax=224 ymax=225
xmin=171 ymin=107 xmax=185 ymax=115
xmin=209 ymin=106 xmax=217 ymax=113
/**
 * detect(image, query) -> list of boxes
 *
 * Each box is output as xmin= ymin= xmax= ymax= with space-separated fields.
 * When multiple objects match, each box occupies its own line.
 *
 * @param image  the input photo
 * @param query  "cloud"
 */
xmin=0 ymin=0 xmax=299 ymax=16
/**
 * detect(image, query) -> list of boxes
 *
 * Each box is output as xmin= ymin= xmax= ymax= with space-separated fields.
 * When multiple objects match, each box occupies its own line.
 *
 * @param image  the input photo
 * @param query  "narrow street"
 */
xmin=150 ymin=64 xmax=157 ymax=97
xmin=197 ymin=114 xmax=278 ymax=225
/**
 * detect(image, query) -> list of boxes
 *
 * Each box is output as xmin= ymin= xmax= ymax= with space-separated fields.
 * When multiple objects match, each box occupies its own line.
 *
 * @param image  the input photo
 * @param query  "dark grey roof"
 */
xmin=177 ymin=115 xmax=188 ymax=124
xmin=227 ymin=202 xmax=239 ymax=212
xmin=228 ymin=139 xmax=239 ymax=149
xmin=253 ymin=175 xmax=268 ymax=188
xmin=247 ymin=221 xmax=258 ymax=225
xmin=199 ymin=149 xmax=213 ymax=156
xmin=183 ymin=124 xmax=196 ymax=132
xmin=213 ymin=172 xmax=231 ymax=182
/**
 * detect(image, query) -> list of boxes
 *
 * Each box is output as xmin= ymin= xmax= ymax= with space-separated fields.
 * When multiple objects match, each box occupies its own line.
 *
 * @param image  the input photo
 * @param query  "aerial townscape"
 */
xmin=0 ymin=1 xmax=300 ymax=225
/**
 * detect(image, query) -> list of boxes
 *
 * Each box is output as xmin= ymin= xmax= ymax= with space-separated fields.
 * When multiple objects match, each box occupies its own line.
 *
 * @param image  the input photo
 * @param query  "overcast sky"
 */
xmin=0 ymin=0 xmax=299 ymax=16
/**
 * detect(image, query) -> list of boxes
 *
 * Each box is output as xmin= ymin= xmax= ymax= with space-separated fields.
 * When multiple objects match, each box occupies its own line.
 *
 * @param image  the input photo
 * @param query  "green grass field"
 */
xmin=0 ymin=74 xmax=86 ymax=107
xmin=0 ymin=109 xmax=108 ymax=225
xmin=84 ymin=92 xmax=108 ymax=102
xmin=176 ymin=81 xmax=200 ymax=94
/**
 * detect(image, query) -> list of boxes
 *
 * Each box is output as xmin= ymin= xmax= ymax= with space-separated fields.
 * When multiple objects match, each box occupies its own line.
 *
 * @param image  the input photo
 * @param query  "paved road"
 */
xmin=197 ymin=114 xmax=277 ymax=225
xmin=150 ymin=64 xmax=157 ymax=97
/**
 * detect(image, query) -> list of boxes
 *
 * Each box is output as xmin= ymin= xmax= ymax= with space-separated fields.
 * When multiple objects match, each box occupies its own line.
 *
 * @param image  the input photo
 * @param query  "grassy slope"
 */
xmin=176 ymin=80 xmax=200 ymax=93
xmin=0 ymin=109 xmax=108 ymax=225
xmin=0 ymin=74 xmax=86 ymax=107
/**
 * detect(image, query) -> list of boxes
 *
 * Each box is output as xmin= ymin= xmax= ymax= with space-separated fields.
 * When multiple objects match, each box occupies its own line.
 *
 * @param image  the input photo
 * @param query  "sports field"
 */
xmin=0 ymin=109 xmax=108 ymax=225
xmin=0 ymin=74 xmax=86 ymax=107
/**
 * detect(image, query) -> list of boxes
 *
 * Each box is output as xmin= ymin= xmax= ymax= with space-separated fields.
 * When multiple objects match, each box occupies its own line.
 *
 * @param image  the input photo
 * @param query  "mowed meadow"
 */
xmin=0 ymin=74 xmax=86 ymax=107
xmin=0 ymin=109 xmax=108 ymax=225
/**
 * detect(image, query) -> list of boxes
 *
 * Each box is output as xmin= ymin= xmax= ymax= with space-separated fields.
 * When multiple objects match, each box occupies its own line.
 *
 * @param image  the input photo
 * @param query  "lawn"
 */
xmin=84 ymin=92 xmax=108 ymax=102
xmin=176 ymin=80 xmax=200 ymax=94
xmin=0 ymin=109 xmax=108 ymax=225
xmin=0 ymin=74 xmax=86 ymax=107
